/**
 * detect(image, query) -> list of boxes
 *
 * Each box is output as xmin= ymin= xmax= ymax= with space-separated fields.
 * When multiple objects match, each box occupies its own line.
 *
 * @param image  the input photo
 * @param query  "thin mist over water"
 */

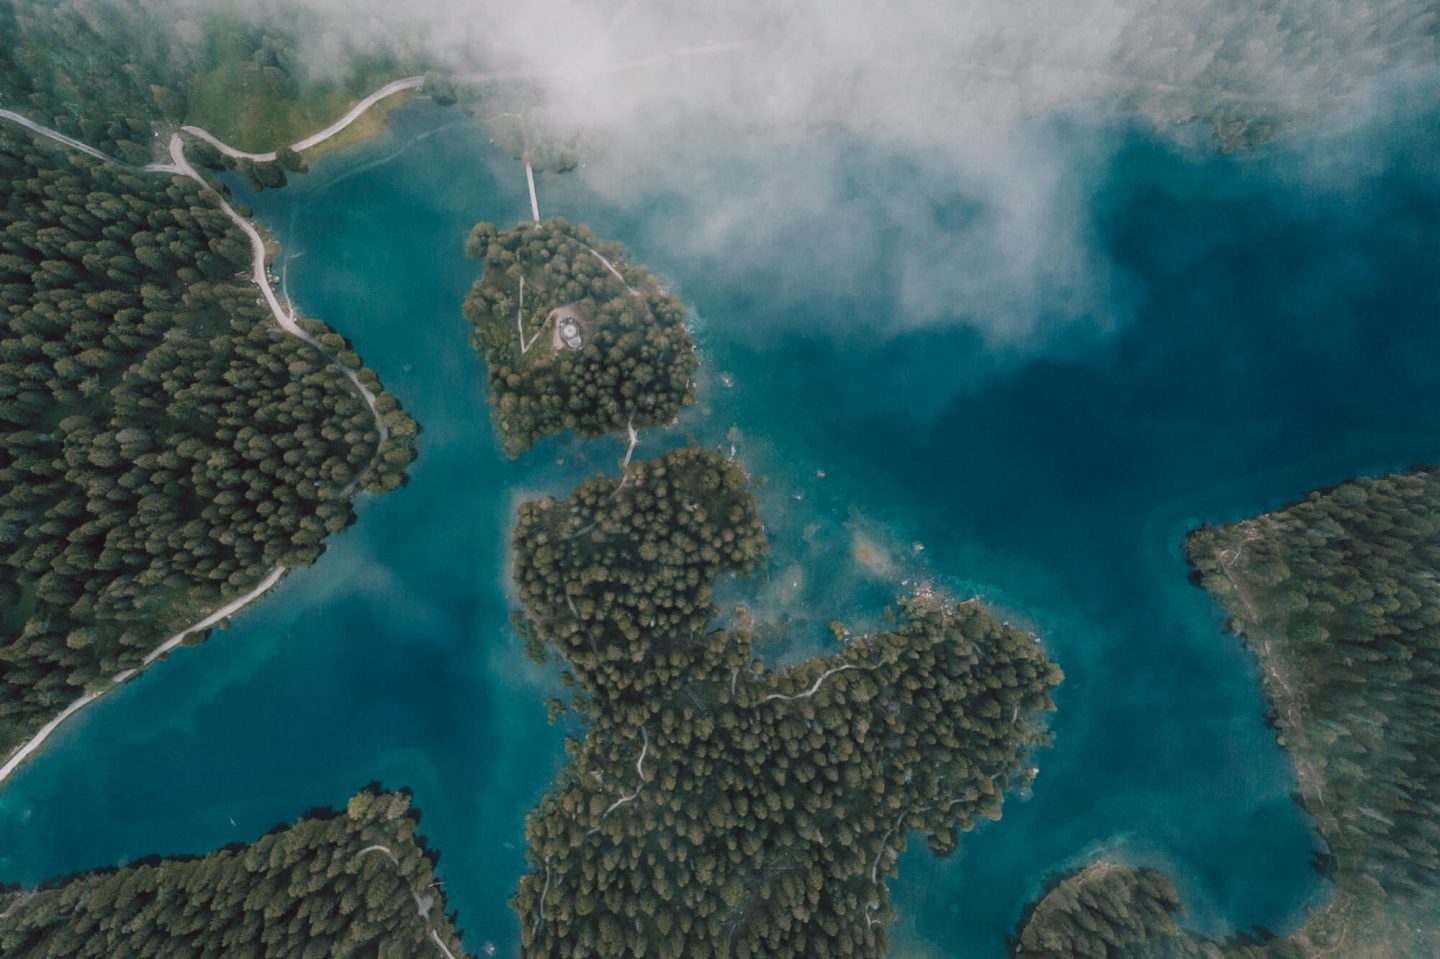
xmin=0 ymin=84 xmax=1437 ymax=959
xmin=133 ymin=0 xmax=1440 ymax=347
xmin=257 ymin=0 xmax=1439 ymax=139
xmin=555 ymin=116 xmax=1127 ymax=346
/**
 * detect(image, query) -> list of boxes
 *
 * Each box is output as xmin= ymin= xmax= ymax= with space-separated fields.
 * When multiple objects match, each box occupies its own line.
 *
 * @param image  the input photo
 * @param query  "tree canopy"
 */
xmin=1012 ymin=863 xmax=1209 ymax=959
xmin=0 ymin=126 xmax=416 ymax=757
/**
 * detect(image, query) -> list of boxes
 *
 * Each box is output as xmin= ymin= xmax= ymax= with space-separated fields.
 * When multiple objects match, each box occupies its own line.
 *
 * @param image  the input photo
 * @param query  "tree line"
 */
xmin=1012 ymin=863 xmax=1211 ymax=959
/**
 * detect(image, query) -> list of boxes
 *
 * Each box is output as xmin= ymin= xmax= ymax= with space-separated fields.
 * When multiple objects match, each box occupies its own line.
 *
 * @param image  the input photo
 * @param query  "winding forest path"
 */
xmin=162 ymin=133 xmax=390 ymax=492
xmin=0 ymin=78 xmax=416 ymax=788
xmin=574 ymin=237 xmax=639 ymax=296
xmin=139 ymin=567 xmax=288 ymax=672
xmin=585 ymin=728 xmax=652 ymax=832
xmin=756 ymin=663 xmax=870 ymax=704
xmin=181 ymin=76 xmax=424 ymax=162
xmin=353 ymin=841 xmax=463 ymax=959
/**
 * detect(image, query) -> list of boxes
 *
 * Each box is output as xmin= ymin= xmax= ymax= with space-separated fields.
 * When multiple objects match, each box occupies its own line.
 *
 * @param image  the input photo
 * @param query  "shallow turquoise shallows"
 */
xmin=2 ymin=92 xmax=1438 ymax=958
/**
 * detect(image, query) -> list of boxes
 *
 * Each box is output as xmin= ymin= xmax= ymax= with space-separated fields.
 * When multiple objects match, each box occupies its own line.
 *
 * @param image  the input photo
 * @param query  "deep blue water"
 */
xmin=2 ymin=93 xmax=1438 ymax=957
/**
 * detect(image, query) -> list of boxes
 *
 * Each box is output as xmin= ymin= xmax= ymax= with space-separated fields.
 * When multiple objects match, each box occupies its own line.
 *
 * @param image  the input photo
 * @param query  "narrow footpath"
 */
xmin=182 ymin=76 xmax=424 ymax=162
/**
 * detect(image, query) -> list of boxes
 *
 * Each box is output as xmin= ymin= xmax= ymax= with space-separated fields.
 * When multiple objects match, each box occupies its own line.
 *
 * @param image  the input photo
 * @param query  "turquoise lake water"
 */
xmin=2 ymin=92 xmax=1438 ymax=957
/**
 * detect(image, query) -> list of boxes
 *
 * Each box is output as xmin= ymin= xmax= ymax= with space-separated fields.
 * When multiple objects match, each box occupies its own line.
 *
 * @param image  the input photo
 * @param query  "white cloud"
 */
xmin=221 ymin=0 xmax=1437 ymax=343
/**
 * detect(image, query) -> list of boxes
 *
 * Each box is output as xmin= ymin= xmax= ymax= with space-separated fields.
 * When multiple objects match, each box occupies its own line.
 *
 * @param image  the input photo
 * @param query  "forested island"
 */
xmin=511 ymin=446 xmax=768 ymax=704
xmin=0 ymin=125 xmax=416 ymax=759
xmin=1011 ymin=469 xmax=1440 ymax=959
xmin=510 ymin=446 xmax=1062 ymax=957
xmin=0 ymin=785 xmax=472 ymax=958
xmin=463 ymin=219 xmax=697 ymax=456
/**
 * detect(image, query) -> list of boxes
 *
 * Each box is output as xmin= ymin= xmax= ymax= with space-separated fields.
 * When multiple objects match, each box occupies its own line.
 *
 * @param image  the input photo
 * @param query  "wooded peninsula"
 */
xmin=0 ymin=785 xmax=472 ymax=958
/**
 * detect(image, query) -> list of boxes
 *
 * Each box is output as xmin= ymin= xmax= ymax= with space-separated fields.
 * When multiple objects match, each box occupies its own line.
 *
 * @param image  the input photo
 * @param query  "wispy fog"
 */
xmin=230 ymin=0 xmax=1436 ymax=342
xmin=288 ymin=0 xmax=1435 ymax=137
xmin=553 ymin=117 xmax=1126 ymax=344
